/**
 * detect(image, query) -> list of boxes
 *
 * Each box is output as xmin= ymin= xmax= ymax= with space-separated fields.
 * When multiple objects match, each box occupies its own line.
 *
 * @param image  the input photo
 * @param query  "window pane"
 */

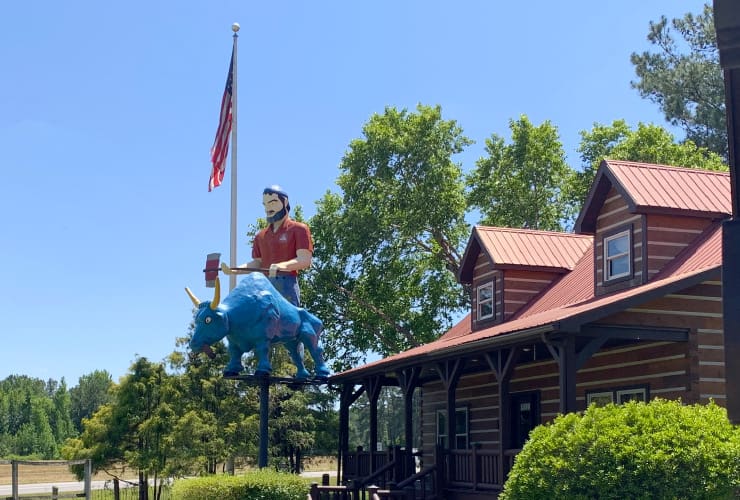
xmin=609 ymin=255 xmax=629 ymax=276
xmin=479 ymin=285 xmax=492 ymax=300
xmin=455 ymin=410 xmax=467 ymax=434
xmin=607 ymin=235 xmax=629 ymax=255
xmin=479 ymin=302 xmax=493 ymax=318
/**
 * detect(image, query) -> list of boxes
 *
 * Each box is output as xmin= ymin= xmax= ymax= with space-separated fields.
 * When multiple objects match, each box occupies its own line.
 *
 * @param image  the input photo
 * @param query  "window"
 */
xmin=586 ymin=391 xmax=614 ymax=407
xmin=604 ymin=230 xmax=631 ymax=281
xmin=586 ymin=386 xmax=648 ymax=406
xmin=617 ymin=387 xmax=646 ymax=404
xmin=436 ymin=407 xmax=469 ymax=449
xmin=477 ymin=281 xmax=494 ymax=320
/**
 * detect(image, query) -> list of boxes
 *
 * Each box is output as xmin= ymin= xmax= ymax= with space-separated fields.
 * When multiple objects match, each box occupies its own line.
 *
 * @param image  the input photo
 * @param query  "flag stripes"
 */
xmin=209 ymin=49 xmax=234 ymax=191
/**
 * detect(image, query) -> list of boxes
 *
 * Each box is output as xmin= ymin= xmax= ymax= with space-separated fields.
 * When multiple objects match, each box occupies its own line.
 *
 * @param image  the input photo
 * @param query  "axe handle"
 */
xmin=204 ymin=266 xmax=294 ymax=276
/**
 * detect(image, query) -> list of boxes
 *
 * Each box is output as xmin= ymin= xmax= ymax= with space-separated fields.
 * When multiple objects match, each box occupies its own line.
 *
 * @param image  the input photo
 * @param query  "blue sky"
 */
xmin=1 ymin=0 xmax=706 ymax=386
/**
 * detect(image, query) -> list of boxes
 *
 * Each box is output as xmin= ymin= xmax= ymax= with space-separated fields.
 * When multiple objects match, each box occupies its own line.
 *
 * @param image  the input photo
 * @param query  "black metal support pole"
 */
xmin=714 ymin=0 xmax=740 ymax=424
xmin=259 ymin=376 xmax=269 ymax=468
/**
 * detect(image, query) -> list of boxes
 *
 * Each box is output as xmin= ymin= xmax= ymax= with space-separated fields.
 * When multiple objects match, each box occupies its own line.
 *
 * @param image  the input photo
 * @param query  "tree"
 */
xmin=305 ymin=104 xmax=471 ymax=369
xmin=0 ymin=375 xmax=72 ymax=459
xmin=571 ymin=120 xmax=727 ymax=210
xmin=63 ymin=358 xmax=177 ymax=500
xmin=69 ymin=370 xmax=113 ymax=433
xmin=631 ymin=4 xmax=727 ymax=159
xmin=465 ymin=116 xmax=577 ymax=231
xmin=167 ymin=333 xmax=260 ymax=475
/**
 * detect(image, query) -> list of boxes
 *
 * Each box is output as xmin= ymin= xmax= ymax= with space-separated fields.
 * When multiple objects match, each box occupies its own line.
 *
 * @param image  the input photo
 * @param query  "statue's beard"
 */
xmin=266 ymin=207 xmax=287 ymax=224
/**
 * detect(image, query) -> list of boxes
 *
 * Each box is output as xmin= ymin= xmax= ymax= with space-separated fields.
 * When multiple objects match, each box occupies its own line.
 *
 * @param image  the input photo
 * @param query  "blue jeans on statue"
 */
xmin=270 ymin=275 xmax=301 ymax=306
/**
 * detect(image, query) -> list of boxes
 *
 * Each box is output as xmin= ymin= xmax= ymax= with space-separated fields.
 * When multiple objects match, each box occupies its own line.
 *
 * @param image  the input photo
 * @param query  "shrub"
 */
xmin=500 ymin=399 xmax=740 ymax=500
xmin=171 ymin=469 xmax=307 ymax=500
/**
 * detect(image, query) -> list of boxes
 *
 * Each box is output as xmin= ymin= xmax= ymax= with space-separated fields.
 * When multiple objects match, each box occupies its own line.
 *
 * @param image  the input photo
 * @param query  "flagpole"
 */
xmin=229 ymin=23 xmax=239 ymax=291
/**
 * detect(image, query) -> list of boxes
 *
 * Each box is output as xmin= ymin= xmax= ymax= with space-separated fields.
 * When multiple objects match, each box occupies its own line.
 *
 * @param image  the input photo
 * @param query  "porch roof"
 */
xmin=332 ymin=221 xmax=723 ymax=382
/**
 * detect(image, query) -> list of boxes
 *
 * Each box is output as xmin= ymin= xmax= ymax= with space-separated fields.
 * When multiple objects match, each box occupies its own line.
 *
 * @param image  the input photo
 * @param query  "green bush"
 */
xmin=500 ymin=399 xmax=740 ymax=500
xmin=171 ymin=469 xmax=307 ymax=500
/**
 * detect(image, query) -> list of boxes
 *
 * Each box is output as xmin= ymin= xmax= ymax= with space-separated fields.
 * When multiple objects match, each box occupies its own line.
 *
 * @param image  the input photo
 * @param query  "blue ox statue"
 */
xmin=185 ymin=273 xmax=331 ymax=379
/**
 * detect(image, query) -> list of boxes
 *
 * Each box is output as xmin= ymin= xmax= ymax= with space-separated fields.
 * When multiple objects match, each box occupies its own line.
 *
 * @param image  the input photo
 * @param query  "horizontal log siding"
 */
xmin=419 ymin=277 xmax=723 ymax=465
xmin=595 ymin=189 xmax=643 ymax=296
xmin=472 ymin=254 xmax=501 ymax=330
xmin=645 ymin=215 xmax=712 ymax=279
xmin=600 ymin=279 xmax=724 ymax=404
xmin=503 ymin=270 xmax=560 ymax=321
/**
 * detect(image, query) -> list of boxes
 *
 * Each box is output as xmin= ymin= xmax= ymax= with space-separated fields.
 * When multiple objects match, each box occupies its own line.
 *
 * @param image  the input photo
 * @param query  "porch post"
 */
xmin=486 ymin=347 xmax=518 ymax=484
xmin=364 ymin=375 xmax=383 ymax=472
xmin=398 ymin=367 xmax=421 ymax=477
xmin=558 ymin=336 xmax=577 ymax=413
xmin=714 ymin=0 xmax=740 ymax=424
xmin=339 ymin=383 xmax=366 ymax=484
xmin=436 ymin=358 xmax=465 ymax=485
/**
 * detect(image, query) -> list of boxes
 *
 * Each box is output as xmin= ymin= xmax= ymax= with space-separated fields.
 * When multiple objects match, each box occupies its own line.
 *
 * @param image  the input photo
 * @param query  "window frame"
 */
xmin=436 ymin=406 xmax=469 ymax=449
xmin=603 ymin=228 xmax=632 ymax=282
xmin=476 ymin=281 xmax=495 ymax=321
xmin=586 ymin=385 xmax=648 ymax=407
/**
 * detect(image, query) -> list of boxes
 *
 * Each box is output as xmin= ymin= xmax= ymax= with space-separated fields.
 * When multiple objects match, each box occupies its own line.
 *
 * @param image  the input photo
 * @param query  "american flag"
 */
xmin=208 ymin=49 xmax=234 ymax=191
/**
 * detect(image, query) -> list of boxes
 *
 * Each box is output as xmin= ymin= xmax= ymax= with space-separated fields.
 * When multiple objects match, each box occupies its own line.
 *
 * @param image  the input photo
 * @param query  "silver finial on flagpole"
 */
xmin=232 ymin=23 xmax=240 ymax=33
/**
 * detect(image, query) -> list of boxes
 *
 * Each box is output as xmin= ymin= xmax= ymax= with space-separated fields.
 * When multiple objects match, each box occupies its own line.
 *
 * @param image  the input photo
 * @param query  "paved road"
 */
xmin=0 ymin=472 xmax=334 ymax=496
xmin=0 ymin=479 xmax=114 ymax=496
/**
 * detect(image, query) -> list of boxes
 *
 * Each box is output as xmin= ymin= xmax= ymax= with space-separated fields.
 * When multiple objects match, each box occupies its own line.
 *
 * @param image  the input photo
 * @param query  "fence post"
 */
xmin=84 ymin=459 xmax=92 ymax=500
xmin=309 ymin=482 xmax=318 ymax=500
xmin=52 ymin=486 xmax=59 ymax=500
xmin=11 ymin=460 xmax=18 ymax=500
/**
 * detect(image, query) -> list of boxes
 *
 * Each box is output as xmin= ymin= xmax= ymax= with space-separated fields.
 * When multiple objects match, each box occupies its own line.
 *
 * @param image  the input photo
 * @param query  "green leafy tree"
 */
xmin=168 ymin=332 xmax=259 ymax=474
xmin=49 ymin=379 xmax=76 ymax=447
xmin=0 ymin=375 xmax=71 ymax=459
xmin=69 ymin=370 xmax=113 ymax=433
xmin=305 ymin=104 xmax=471 ymax=369
xmin=465 ymin=115 xmax=577 ymax=231
xmin=63 ymin=358 xmax=177 ymax=500
xmin=571 ymin=120 xmax=727 ymax=209
xmin=631 ymin=4 xmax=726 ymax=158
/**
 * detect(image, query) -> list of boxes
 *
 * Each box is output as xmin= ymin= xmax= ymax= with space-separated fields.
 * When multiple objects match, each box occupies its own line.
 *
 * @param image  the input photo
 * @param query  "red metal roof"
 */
xmin=606 ymin=160 xmax=731 ymax=214
xmin=332 ymin=162 xmax=730 ymax=381
xmin=475 ymin=226 xmax=592 ymax=270
xmin=334 ymin=222 xmax=723 ymax=380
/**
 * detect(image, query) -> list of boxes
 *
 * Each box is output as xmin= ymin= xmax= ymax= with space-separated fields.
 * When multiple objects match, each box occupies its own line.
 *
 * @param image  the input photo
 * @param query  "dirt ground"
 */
xmin=0 ymin=457 xmax=337 ymax=485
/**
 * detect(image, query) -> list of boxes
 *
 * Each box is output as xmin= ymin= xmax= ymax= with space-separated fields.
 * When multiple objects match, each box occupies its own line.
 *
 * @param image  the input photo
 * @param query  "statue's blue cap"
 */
xmin=263 ymin=185 xmax=288 ymax=199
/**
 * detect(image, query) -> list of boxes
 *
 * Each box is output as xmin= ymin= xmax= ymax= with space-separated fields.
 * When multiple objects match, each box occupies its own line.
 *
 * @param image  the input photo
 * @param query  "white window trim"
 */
xmin=436 ymin=407 xmax=469 ymax=449
xmin=617 ymin=387 xmax=646 ymax=404
xmin=604 ymin=230 xmax=631 ymax=281
xmin=586 ymin=391 xmax=614 ymax=406
xmin=477 ymin=281 xmax=494 ymax=320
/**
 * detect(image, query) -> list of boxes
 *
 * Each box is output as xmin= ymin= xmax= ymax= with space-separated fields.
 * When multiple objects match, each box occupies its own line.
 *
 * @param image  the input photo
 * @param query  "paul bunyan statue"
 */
xmin=186 ymin=185 xmax=330 ymax=379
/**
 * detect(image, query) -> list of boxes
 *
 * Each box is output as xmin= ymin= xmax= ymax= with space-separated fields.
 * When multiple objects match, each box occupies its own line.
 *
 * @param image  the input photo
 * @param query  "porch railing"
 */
xmin=438 ymin=446 xmax=521 ymax=492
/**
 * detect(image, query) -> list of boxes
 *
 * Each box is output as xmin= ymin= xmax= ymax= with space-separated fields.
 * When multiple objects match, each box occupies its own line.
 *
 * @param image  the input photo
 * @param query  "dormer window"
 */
xmin=477 ymin=281 xmax=494 ymax=320
xmin=604 ymin=229 xmax=631 ymax=281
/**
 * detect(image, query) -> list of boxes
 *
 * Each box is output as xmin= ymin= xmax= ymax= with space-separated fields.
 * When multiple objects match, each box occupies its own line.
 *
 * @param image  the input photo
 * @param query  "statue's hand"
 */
xmin=269 ymin=264 xmax=279 ymax=278
xmin=221 ymin=262 xmax=233 ymax=275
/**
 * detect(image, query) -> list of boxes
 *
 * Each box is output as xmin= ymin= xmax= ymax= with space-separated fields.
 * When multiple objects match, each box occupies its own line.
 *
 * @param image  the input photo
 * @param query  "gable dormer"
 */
xmin=575 ymin=160 xmax=731 ymax=296
xmin=458 ymin=226 xmax=591 ymax=331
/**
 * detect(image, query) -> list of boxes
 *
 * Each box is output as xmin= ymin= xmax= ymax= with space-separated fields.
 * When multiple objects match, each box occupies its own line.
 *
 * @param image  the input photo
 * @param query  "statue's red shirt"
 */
xmin=252 ymin=218 xmax=313 ymax=276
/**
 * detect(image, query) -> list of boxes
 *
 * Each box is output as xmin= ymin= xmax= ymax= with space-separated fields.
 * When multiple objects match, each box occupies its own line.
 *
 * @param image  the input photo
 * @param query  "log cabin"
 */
xmin=328 ymin=159 xmax=731 ymax=499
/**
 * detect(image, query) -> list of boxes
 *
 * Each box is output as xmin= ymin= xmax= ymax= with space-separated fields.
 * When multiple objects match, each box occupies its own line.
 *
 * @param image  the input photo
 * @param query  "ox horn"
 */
xmin=185 ymin=287 xmax=200 ymax=307
xmin=210 ymin=277 xmax=221 ymax=310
